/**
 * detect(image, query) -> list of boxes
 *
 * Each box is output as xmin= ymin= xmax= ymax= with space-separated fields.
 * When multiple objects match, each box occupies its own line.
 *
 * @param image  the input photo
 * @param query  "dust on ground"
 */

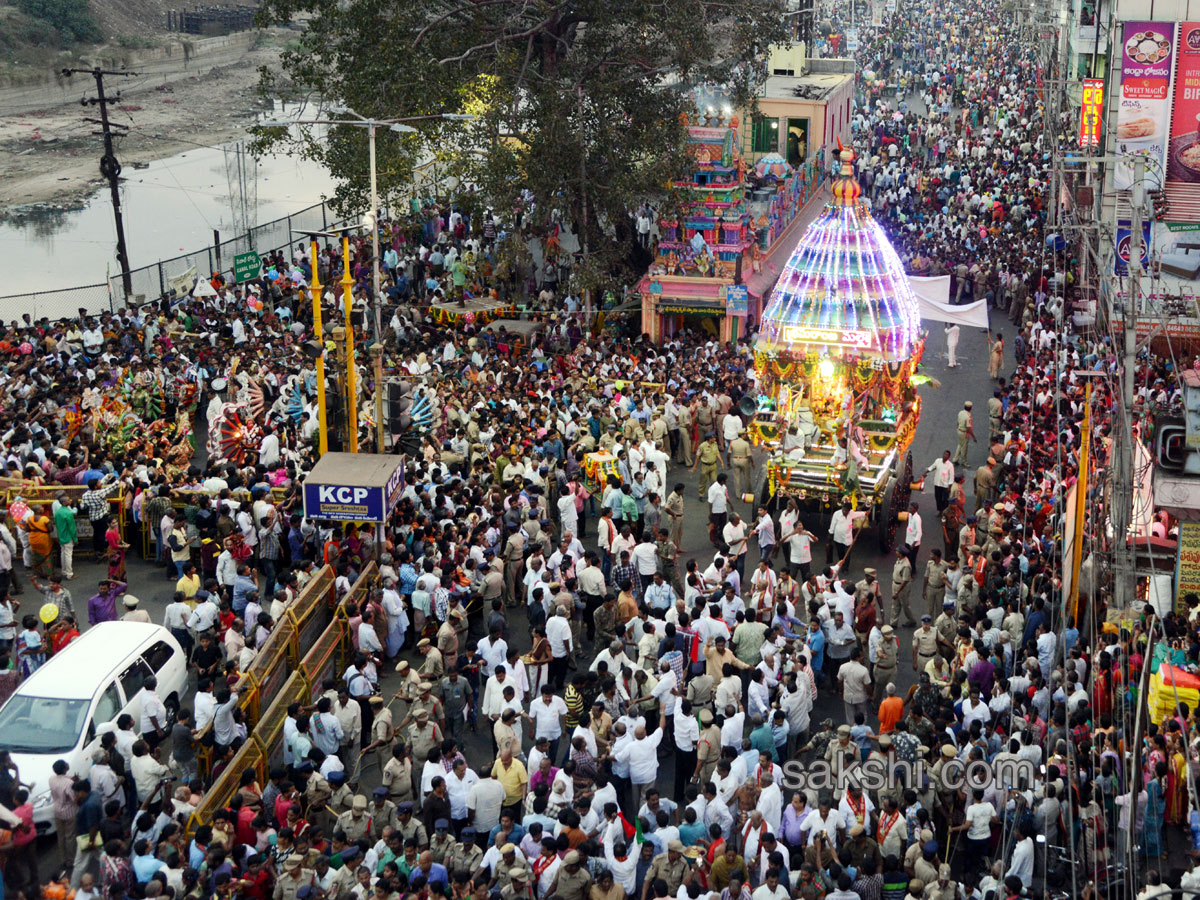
xmin=0 ymin=41 xmax=282 ymax=212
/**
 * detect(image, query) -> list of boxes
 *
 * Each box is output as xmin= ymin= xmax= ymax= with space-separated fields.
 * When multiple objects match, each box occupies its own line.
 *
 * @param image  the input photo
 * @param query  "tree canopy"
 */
xmin=256 ymin=0 xmax=792 ymax=291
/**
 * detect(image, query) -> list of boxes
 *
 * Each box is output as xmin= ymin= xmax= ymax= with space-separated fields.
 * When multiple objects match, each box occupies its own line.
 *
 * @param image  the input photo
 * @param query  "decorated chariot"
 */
xmin=749 ymin=145 xmax=926 ymax=552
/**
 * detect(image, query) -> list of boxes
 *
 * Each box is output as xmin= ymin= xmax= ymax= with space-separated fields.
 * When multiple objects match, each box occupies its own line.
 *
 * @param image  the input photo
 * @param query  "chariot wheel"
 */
xmin=878 ymin=475 xmax=900 ymax=554
xmin=896 ymin=451 xmax=915 ymax=511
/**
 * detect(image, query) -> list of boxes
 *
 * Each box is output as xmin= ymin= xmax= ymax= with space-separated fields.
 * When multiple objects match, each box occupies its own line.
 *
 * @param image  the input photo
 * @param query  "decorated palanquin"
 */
xmin=749 ymin=145 xmax=926 ymax=552
xmin=582 ymin=452 xmax=621 ymax=494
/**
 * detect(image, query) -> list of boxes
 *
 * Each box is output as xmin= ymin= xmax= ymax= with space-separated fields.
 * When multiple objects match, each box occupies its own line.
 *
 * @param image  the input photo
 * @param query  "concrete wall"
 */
xmin=0 ymin=31 xmax=259 ymax=115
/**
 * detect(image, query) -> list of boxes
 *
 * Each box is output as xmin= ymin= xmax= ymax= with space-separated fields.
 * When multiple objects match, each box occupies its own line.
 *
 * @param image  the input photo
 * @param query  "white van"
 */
xmin=0 ymin=621 xmax=189 ymax=833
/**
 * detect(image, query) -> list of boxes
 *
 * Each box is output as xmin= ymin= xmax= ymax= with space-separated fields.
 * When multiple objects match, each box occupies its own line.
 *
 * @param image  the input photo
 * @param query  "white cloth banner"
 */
xmin=908 ymin=275 xmax=990 ymax=328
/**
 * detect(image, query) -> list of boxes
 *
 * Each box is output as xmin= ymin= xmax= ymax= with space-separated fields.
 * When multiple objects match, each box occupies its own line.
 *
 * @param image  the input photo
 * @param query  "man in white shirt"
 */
xmin=590 ymin=640 xmax=632 ymax=674
xmin=960 ymin=686 xmax=991 ymax=730
xmin=924 ymin=451 xmax=956 ymax=512
xmin=707 ymin=473 xmax=730 ymax=535
xmin=446 ymin=759 xmax=479 ymax=829
xmin=752 ymin=869 xmax=789 ymax=900
xmin=546 ymin=606 xmax=573 ymax=688
xmin=903 ymin=503 xmax=922 ymax=568
xmin=954 ymin=788 xmax=998 ymax=861
xmin=529 ymin=684 xmax=568 ymax=760
xmin=799 ymin=797 xmax=845 ymax=850
xmin=828 ymin=502 xmax=864 ymax=563
xmin=722 ymin=513 xmax=749 ymax=579
xmin=477 ymin=629 xmax=508 ymax=678
xmin=137 ymin=678 xmax=169 ymax=746
xmin=1006 ymin=821 xmax=1035 ymax=884
xmin=613 ymin=710 xmax=665 ymax=811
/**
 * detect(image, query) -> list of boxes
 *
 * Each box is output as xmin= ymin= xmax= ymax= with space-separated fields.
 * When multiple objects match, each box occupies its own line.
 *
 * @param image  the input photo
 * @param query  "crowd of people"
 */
xmin=0 ymin=2 xmax=1193 ymax=900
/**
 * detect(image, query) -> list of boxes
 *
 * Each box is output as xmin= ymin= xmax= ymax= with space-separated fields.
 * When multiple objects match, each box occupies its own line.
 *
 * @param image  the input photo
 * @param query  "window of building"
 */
xmin=752 ymin=116 xmax=779 ymax=154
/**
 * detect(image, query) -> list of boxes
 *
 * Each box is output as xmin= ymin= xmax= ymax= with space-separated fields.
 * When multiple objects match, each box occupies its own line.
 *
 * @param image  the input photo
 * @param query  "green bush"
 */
xmin=15 ymin=0 xmax=101 ymax=44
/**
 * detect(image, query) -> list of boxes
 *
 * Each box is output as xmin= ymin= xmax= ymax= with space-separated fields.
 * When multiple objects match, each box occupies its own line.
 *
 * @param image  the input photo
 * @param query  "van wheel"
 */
xmin=164 ymin=695 xmax=180 ymax=728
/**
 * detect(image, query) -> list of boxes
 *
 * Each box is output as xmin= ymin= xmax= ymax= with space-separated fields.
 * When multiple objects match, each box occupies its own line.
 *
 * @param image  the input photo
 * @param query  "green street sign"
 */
xmin=233 ymin=250 xmax=261 ymax=283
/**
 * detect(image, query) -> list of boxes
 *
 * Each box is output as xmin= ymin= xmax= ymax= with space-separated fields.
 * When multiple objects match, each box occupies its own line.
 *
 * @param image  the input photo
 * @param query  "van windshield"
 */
xmin=0 ymin=696 xmax=88 ymax=753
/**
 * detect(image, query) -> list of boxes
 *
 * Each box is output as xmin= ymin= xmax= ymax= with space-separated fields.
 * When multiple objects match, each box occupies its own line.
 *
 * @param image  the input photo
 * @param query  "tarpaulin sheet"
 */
xmin=909 ymin=275 xmax=990 ymax=328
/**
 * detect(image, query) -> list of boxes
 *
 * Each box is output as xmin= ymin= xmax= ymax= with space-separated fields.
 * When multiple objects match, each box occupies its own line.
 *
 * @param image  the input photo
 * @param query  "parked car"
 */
xmin=0 ymin=622 xmax=188 ymax=833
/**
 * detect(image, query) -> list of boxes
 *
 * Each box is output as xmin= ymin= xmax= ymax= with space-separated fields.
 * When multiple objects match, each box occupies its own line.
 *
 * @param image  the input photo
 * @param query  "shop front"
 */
xmin=639 ymin=278 xmax=755 ymax=343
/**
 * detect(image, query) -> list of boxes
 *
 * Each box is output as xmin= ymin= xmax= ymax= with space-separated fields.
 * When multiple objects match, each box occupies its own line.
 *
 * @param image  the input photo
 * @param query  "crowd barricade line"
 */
xmin=4 ymin=484 xmax=126 ymax=560
xmin=186 ymin=563 xmax=380 ymax=835
xmin=193 ymin=565 xmax=336 ymax=775
xmin=186 ymin=740 xmax=265 ymax=837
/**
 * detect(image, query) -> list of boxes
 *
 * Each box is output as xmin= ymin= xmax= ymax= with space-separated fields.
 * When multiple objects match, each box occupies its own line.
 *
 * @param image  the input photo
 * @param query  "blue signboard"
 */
xmin=1115 ymin=219 xmax=1153 ymax=275
xmin=726 ymin=284 xmax=749 ymax=315
xmin=303 ymin=482 xmax=387 ymax=521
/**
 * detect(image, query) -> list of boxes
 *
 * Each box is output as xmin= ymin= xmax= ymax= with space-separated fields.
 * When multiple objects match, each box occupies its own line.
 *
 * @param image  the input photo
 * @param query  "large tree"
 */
xmin=257 ymin=0 xmax=791 ymax=292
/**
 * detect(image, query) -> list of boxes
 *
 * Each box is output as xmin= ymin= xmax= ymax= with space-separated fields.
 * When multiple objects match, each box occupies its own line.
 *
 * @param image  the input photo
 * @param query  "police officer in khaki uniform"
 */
xmin=642 ymin=841 xmax=692 ymax=900
xmin=327 ymin=771 xmax=353 ymax=816
xmin=361 ymin=696 xmax=394 ymax=781
xmin=677 ymin=403 xmax=695 ymax=466
xmin=405 ymin=710 xmax=443 ymax=769
xmin=687 ymin=669 xmax=715 ymax=713
xmin=599 ymin=423 xmax=619 ymax=454
xmin=649 ymin=412 xmax=669 ymax=452
xmin=549 ymin=850 xmax=592 ymax=900
xmin=500 ymin=869 xmax=533 ymax=900
xmin=911 ymin=616 xmax=939 ymax=673
xmin=368 ymin=788 xmax=399 ymax=841
xmin=855 ymin=569 xmax=881 ymax=605
xmin=429 ymin=818 xmax=456 ymax=865
xmin=872 ymin=625 xmax=899 ymax=705
xmin=301 ymin=764 xmax=333 ymax=835
xmin=922 ymin=550 xmax=948 ymax=619
xmin=728 ymin=435 xmax=753 ymax=500
xmin=396 ymin=801 xmax=429 ymax=848
xmin=402 ymin=683 xmax=443 ymax=731
xmin=695 ymin=709 xmax=721 ymax=784
xmin=445 ymin=826 xmax=483 ymax=876
xmin=492 ymin=846 xmax=532 ymax=892
xmin=987 ymin=391 xmax=1003 ymax=441
xmin=953 ymin=401 xmax=974 ymax=466
xmin=933 ymin=600 xmax=958 ymax=657
xmin=692 ymin=434 xmax=722 ymax=500
xmin=272 ymin=855 xmax=314 ymax=900
xmin=392 ymin=660 xmax=422 ymax=723
xmin=890 ymin=545 xmax=915 ymax=627
xmin=334 ymin=795 xmax=374 ymax=843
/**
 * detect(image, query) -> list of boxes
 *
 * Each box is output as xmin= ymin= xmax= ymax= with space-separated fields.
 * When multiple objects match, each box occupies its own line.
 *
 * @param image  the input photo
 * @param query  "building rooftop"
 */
xmin=761 ymin=69 xmax=855 ymax=102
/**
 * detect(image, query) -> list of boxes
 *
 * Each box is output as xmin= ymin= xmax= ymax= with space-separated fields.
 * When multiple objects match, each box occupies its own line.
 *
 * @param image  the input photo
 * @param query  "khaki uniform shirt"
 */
xmin=382 ymin=756 xmax=413 ymax=802
xmin=912 ymin=627 xmax=938 ymax=661
xmin=273 ymin=870 xmax=314 ymax=900
xmin=645 ymin=854 xmax=690 ymax=895
xmin=552 ymin=868 xmax=593 ymax=900
xmin=335 ymin=809 xmax=373 ymax=844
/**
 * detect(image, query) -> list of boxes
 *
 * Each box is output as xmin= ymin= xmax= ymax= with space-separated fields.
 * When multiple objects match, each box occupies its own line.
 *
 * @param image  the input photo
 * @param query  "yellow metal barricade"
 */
xmin=187 ymin=740 xmax=265 ymax=837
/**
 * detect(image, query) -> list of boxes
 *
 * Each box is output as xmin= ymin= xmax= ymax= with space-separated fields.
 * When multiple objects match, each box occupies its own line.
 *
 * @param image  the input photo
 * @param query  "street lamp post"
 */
xmin=261 ymin=109 xmax=473 ymax=453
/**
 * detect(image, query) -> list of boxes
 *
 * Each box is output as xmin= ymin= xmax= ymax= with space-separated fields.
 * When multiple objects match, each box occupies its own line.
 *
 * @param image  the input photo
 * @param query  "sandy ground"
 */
xmin=0 ymin=43 xmax=281 ymax=211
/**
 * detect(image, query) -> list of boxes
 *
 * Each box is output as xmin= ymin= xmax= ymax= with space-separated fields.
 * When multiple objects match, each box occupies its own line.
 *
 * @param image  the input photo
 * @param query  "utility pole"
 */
xmin=1112 ymin=153 xmax=1145 ymax=610
xmin=64 ymin=67 xmax=137 ymax=300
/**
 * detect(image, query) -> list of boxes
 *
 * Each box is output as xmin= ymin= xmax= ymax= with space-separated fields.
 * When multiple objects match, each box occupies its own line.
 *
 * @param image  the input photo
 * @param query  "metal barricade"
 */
xmin=193 ymin=565 xmax=336 ymax=774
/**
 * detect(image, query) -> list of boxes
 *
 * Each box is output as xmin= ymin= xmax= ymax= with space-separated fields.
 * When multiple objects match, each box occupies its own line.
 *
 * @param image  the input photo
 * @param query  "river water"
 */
xmin=0 ymin=133 xmax=337 ymax=296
